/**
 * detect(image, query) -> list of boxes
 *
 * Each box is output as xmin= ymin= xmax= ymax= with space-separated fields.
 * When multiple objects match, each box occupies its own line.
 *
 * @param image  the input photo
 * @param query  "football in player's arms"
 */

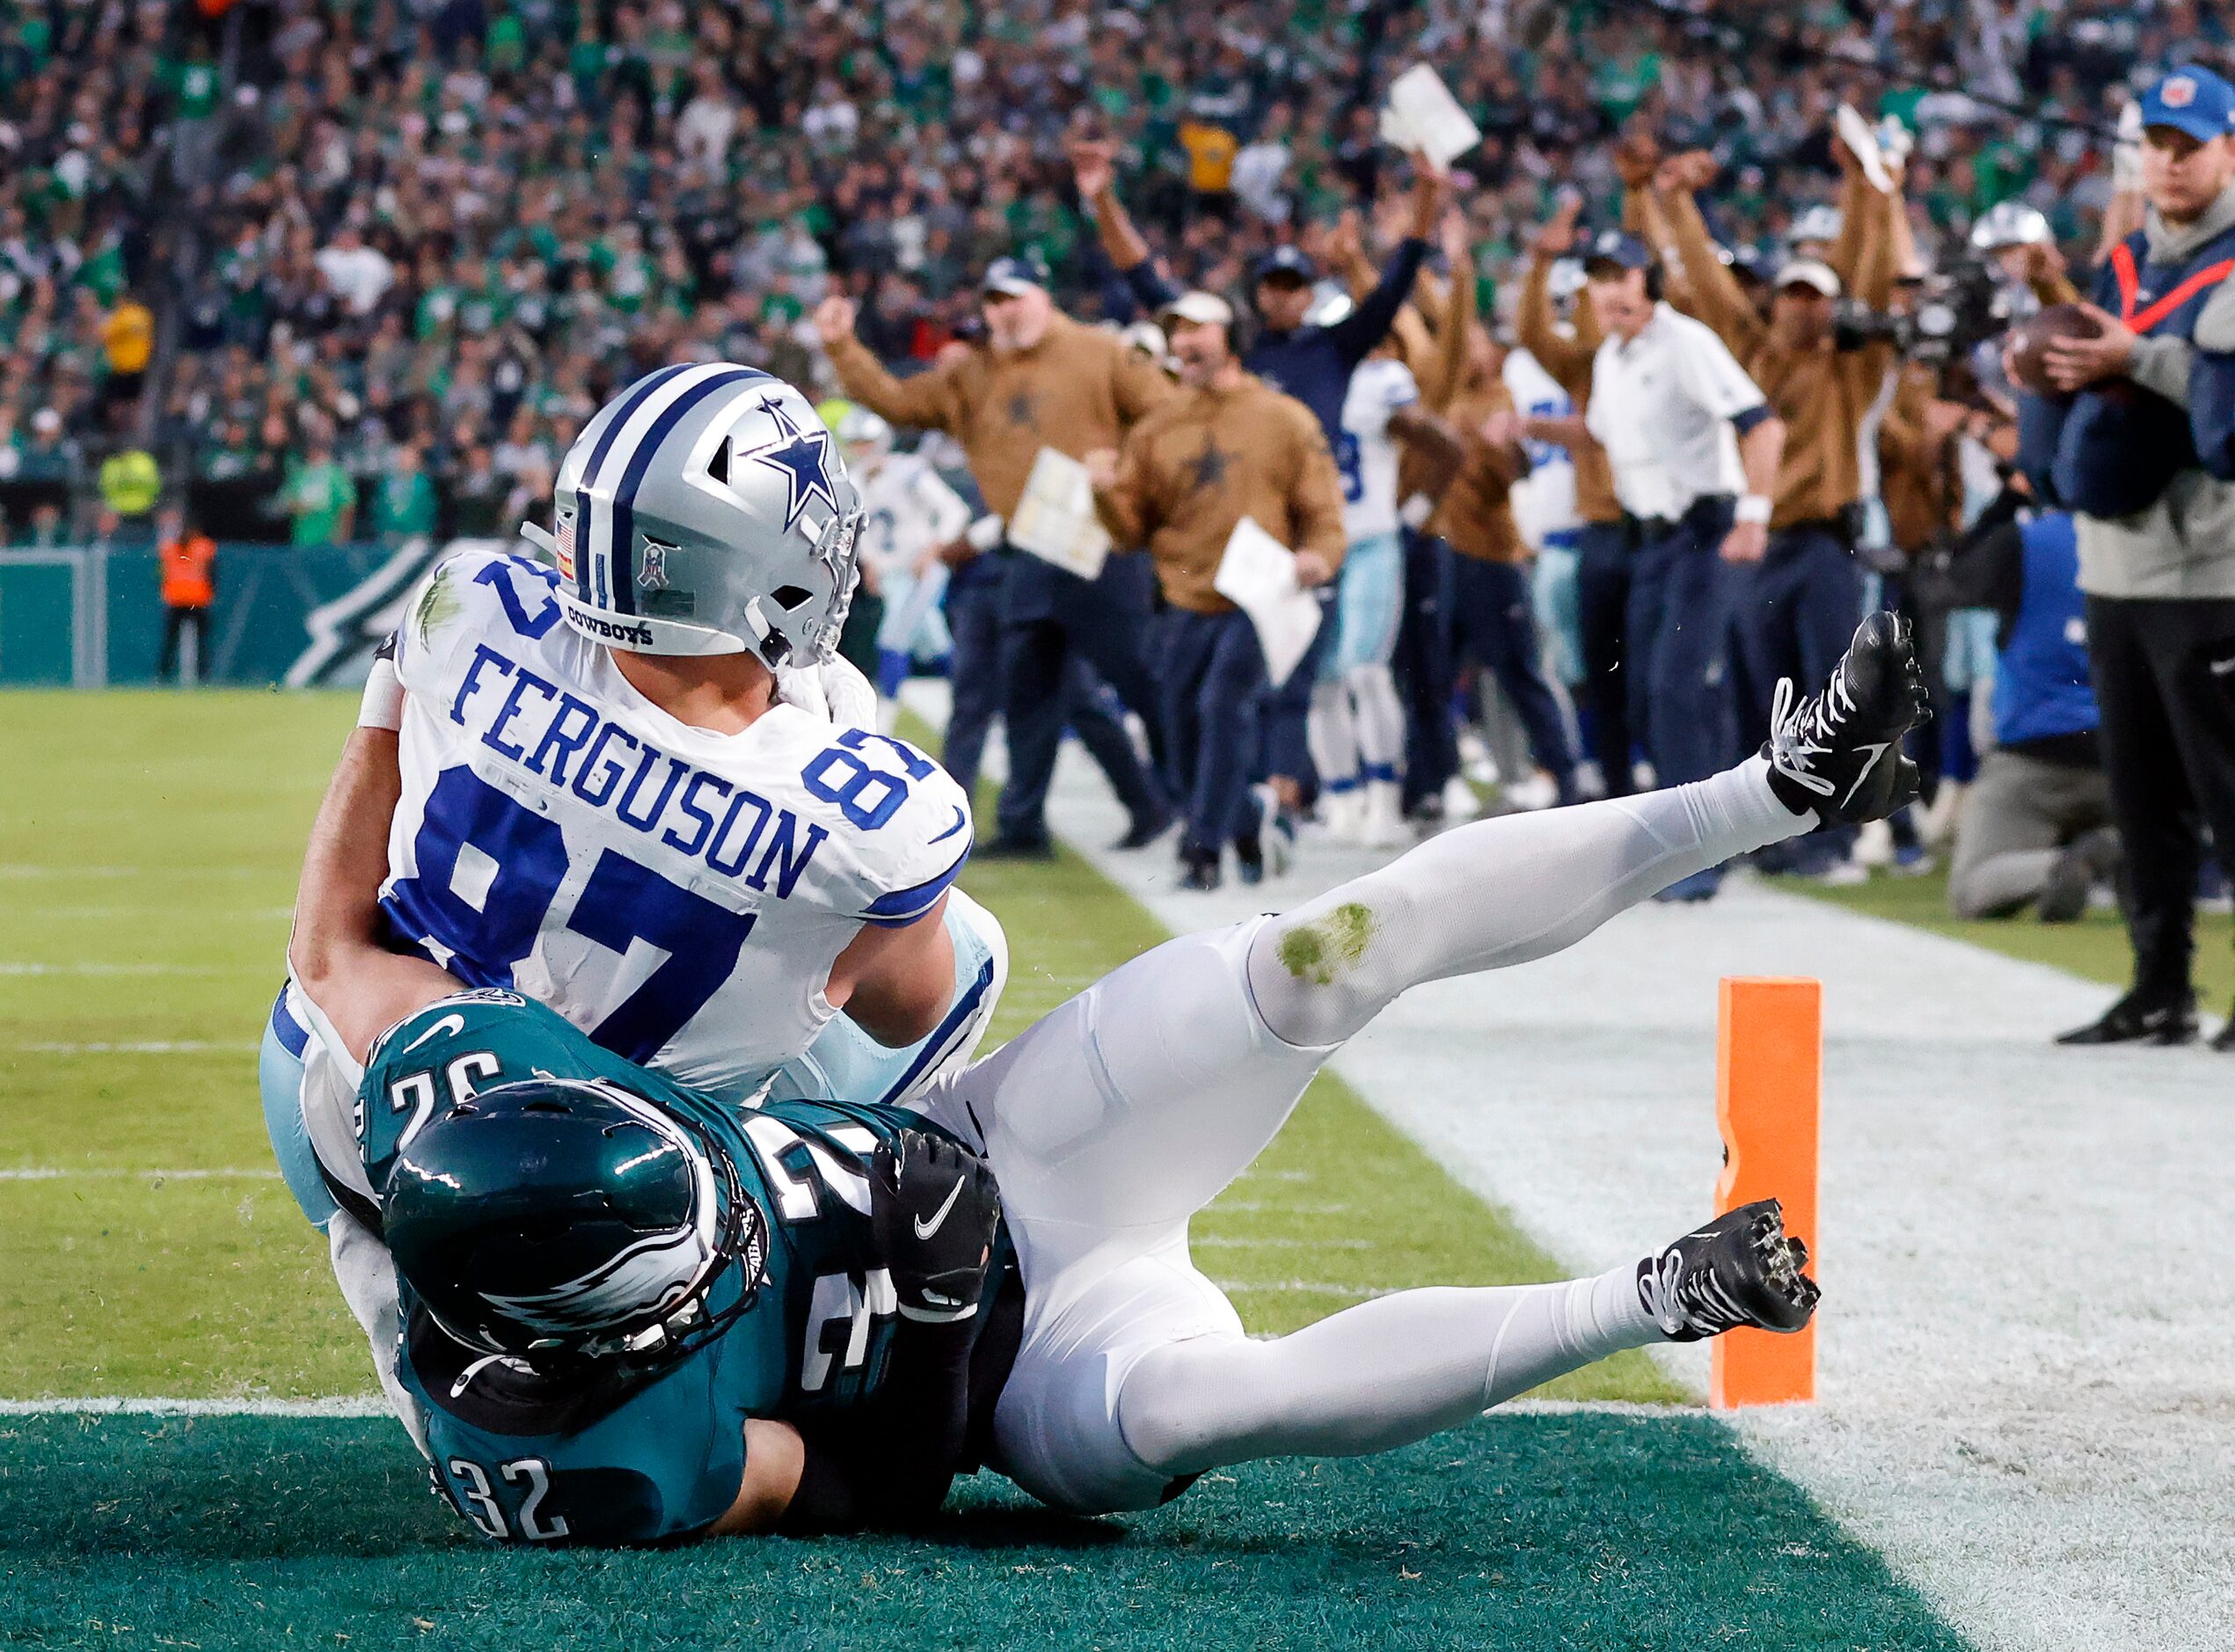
xmin=288 ymin=608 xmax=1929 ymax=1543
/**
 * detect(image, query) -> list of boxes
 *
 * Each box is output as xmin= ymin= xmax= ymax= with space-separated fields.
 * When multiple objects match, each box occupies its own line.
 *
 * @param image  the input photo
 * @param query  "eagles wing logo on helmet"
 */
xmin=481 ymin=1228 xmax=711 ymax=1334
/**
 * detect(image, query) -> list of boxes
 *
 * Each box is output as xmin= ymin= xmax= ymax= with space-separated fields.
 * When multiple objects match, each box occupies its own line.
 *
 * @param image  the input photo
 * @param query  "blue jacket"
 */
xmin=1995 ymin=512 xmax=2098 ymax=750
xmin=1125 ymin=239 xmax=1430 ymax=445
xmin=2018 ymin=221 xmax=2235 ymax=517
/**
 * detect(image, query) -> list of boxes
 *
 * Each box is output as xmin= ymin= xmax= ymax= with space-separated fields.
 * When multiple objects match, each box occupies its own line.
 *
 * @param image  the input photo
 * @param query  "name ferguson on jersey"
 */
xmin=447 ymin=641 xmax=828 ymax=898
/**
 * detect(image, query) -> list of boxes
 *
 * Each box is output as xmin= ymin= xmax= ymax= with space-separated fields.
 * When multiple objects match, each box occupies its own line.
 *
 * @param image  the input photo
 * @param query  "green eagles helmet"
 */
xmin=383 ymin=1078 xmax=767 ymax=1364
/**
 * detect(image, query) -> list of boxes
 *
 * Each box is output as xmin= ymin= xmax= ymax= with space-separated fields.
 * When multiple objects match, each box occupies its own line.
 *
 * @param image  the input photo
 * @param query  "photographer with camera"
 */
xmin=2019 ymin=67 xmax=2235 ymax=1049
xmin=1654 ymin=141 xmax=1903 ymax=875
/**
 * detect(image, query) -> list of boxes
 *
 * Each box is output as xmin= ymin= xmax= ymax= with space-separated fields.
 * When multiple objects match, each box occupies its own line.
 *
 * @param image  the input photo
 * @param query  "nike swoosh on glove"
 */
xmin=868 ymin=1129 xmax=1002 ymax=1323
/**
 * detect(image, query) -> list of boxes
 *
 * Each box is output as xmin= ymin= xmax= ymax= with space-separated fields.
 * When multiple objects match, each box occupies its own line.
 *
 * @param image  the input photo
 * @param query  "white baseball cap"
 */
xmin=1774 ymin=259 xmax=1842 ymax=298
xmin=1160 ymin=290 xmax=1235 ymax=328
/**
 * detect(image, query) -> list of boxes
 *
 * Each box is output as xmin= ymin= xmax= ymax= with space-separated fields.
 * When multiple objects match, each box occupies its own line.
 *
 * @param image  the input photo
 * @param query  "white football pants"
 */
xmin=914 ymin=757 xmax=1803 ymax=1512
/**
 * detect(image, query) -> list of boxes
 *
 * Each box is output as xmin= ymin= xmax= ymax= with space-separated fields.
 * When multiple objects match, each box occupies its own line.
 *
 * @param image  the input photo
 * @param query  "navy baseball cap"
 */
xmin=1581 ymin=229 xmax=1653 ymax=274
xmin=1252 ymin=245 xmax=1318 ymax=285
xmin=2139 ymin=66 xmax=2235 ymax=143
xmin=982 ymin=252 xmax=1050 ymax=296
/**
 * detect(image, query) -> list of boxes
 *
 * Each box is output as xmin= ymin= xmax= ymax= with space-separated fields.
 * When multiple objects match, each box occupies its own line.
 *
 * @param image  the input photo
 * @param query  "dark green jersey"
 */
xmin=357 ymin=991 xmax=1011 ymax=1545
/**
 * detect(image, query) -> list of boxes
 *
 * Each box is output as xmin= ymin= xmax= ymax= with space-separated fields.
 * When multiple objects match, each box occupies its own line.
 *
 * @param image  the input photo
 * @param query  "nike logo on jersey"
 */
xmin=930 ymin=805 xmax=967 ymax=844
xmin=1838 ymin=742 xmax=1893 ymax=810
xmin=403 ymin=1012 xmax=467 ymax=1053
xmin=913 ymin=1175 xmax=967 ymax=1240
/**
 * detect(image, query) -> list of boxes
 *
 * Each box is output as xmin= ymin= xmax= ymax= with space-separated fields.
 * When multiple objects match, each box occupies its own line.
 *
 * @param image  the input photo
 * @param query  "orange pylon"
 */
xmin=1710 ymin=976 xmax=1820 ymax=1408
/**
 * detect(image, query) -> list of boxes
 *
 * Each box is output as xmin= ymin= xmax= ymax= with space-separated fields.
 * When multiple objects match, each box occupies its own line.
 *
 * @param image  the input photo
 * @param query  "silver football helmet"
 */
xmin=833 ymin=403 xmax=894 ymax=466
xmin=1969 ymin=200 xmax=2051 ymax=252
xmin=537 ymin=364 xmax=865 ymax=668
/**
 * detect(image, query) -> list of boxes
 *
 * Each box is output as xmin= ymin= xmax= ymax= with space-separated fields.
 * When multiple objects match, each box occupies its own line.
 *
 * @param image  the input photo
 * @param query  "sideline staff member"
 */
xmin=156 ymin=503 xmax=216 ymax=683
xmin=814 ymin=257 xmax=1173 ymax=858
xmin=1581 ymin=230 xmax=1785 ymax=901
xmin=1655 ymin=148 xmax=1900 ymax=793
xmin=1086 ymin=291 xmax=1347 ymax=892
xmin=1519 ymin=197 xmax=1632 ymax=795
xmin=2033 ymin=66 xmax=2235 ymax=1049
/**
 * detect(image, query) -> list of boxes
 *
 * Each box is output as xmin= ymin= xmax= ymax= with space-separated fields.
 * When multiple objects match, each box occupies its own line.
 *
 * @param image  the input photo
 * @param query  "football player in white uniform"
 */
xmin=1502 ymin=335 xmax=1590 ymax=753
xmin=259 ymin=366 xmax=1006 ymax=1429
xmin=1311 ymin=347 xmax=1460 ymax=846
xmin=832 ymin=405 xmax=973 ymax=726
xmin=291 ymin=596 xmax=1931 ymax=1531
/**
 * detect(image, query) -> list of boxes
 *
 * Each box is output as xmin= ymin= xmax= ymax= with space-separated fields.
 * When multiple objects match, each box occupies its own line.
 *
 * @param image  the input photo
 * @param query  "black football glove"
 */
xmin=868 ymin=1130 xmax=1001 ymax=1323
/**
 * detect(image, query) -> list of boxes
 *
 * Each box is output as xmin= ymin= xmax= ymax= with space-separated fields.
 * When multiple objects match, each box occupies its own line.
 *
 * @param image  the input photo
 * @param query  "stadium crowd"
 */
xmin=6 ymin=0 xmax=2234 ymax=1040
xmin=0 ymin=0 xmax=2192 ymax=542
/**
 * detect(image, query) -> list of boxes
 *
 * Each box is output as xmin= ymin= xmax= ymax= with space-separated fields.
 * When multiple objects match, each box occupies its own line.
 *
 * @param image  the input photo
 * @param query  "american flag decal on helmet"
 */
xmin=555 ymin=510 xmax=576 ymax=583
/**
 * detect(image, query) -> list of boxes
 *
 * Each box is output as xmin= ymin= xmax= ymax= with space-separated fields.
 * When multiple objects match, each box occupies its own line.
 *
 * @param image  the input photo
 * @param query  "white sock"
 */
xmin=1306 ymin=679 xmax=1361 ymax=796
xmin=1116 ymin=1259 xmax=1663 ymax=1475
xmin=1347 ymin=662 xmax=1406 ymax=782
xmin=1246 ymin=756 xmax=1806 ymax=1048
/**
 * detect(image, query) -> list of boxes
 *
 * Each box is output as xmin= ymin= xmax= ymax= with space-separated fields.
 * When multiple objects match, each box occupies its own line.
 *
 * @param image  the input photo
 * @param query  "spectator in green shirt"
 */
xmin=281 ymin=439 xmax=356 ymax=549
xmin=372 ymin=441 xmax=440 ymax=545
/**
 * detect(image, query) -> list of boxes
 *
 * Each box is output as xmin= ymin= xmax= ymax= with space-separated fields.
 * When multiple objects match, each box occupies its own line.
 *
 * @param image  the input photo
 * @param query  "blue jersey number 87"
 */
xmin=383 ymin=767 xmax=758 ymax=1064
xmin=383 ymin=732 xmax=931 ymax=1062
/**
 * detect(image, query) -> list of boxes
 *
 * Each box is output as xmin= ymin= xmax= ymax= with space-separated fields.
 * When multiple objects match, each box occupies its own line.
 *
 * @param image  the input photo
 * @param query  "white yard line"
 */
xmin=0 ymin=962 xmax=239 ymax=976
xmin=11 ymin=1042 xmax=252 ymax=1054
xmin=1015 ymin=722 xmax=2235 ymax=1652
xmin=0 ymin=1393 xmax=1676 ymax=1422
xmin=0 ymin=1396 xmax=390 ymax=1417
xmin=0 ymin=1167 xmax=281 ymax=1181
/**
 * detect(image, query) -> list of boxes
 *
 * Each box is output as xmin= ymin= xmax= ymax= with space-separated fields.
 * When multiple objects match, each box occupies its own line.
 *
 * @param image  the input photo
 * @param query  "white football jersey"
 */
xmin=1501 ymin=347 xmax=1581 ymax=551
xmin=1336 ymin=358 xmax=1419 ymax=543
xmin=854 ymin=453 xmax=971 ymax=578
xmin=375 ymin=547 xmax=975 ymax=1100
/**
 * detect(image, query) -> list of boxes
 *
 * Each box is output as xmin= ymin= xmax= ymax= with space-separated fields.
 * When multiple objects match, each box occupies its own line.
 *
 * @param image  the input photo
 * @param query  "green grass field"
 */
xmin=0 ymin=692 xmax=1968 ymax=1648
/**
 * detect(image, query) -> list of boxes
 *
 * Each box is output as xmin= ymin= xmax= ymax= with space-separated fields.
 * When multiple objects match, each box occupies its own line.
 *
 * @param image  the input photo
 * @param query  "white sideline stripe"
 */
xmin=0 ymin=1396 xmax=389 ymax=1418
xmin=0 ymin=1394 xmax=1691 ymax=1422
xmin=0 ymin=1167 xmax=281 ymax=1181
xmin=13 ymin=1041 xmax=251 ymax=1054
xmin=1010 ymin=697 xmax=2235 ymax=1652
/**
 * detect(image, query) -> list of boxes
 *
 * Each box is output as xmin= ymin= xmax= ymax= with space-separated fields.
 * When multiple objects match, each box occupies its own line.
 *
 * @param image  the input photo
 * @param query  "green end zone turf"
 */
xmin=0 ymin=693 xmax=1968 ymax=1646
xmin=0 ymin=1412 xmax=1964 ymax=1651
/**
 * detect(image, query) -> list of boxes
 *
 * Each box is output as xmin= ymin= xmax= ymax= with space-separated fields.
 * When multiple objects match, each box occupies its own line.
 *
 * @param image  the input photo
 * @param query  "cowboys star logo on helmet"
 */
xmin=741 ymin=395 xmax=844 ymax=534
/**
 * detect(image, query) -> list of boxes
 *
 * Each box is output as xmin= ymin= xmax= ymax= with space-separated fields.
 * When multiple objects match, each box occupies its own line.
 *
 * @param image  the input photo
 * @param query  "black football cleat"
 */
xmin=1762 ymin=613 xmax=1932 ymax=826
xmin=1112 ymin=807 xmax=1175 ymax=851
xmin=1638 ymin=1198 xmax=1819 ymax=1342
xmin=2056 ymin=987 xmax=2198 ymax=1047
xmin=1178 ymin=846 xmax=1223 ymax=892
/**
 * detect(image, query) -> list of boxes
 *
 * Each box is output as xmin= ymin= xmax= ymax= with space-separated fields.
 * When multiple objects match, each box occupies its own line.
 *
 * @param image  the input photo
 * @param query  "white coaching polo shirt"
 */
xmin=1584 ymin=303 xmax=1769 ymax=521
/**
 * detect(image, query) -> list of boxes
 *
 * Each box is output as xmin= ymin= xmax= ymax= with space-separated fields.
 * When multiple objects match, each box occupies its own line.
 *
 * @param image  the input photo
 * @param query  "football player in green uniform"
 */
xmin=289 ymin=616 xmax=1927 ymax=1539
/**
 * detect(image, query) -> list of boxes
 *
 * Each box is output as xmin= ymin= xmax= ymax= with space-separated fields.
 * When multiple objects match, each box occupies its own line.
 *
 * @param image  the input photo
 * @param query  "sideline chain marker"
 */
xmin=1711 ymin=976 xmax=1820 ymax=1408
